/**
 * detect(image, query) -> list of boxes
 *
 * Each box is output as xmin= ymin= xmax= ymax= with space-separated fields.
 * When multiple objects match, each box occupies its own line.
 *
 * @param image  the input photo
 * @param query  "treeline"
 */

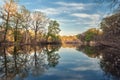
xmin=76 ymin=12 xmax=120 ymax=48
xmin=0 ymin=0 xmax=61 ymax=45
xmin=60 ymin=35 xmax=80 ymax=44
xmin=76 ymin=28 xmax=103 ymax=46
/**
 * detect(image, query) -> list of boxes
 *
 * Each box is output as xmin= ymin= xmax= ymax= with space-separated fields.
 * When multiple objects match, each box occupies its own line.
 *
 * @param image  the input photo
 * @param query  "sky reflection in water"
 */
xmin=0 ymin=45 xmax=120 ymax=80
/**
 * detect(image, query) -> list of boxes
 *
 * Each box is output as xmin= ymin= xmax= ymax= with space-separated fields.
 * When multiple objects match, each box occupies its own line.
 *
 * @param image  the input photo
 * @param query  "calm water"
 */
xmin=0 ymin=45 xmax=120 ymax=80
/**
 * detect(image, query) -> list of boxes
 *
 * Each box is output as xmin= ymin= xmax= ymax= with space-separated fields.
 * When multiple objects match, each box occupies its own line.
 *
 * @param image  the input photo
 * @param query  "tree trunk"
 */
xmin=14 ymin=19 xmax=19 ymax=43
xmin=34 ymin=46 xmax=37 ymax=66
xmin=25 ymin=30 xmax=28 ymax=44
xmin=3 ymin=13 xmax=10 ymax=43
xmin=34 ymin=31 xmax=37 ymax=44
xmin=3 ymin=47 xmax=7 ymax=76
xmin=13 ymin=46 xmax=18 ymax=72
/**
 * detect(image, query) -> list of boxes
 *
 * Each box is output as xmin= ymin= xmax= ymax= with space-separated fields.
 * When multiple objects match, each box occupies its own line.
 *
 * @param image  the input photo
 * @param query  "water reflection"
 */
xmin=77 ymin=45 xmax=120 ymax=80
xmin=0 ymin=45 xmax=61 ymax=80
xmin=99 ymin=48 xmax=120 ymax=80
xmin=0 ymin=45 xmax=120 ymax=80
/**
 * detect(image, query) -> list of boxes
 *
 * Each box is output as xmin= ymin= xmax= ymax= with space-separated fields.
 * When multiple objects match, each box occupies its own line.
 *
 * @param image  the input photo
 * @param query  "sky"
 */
xmin=0 ymin=0 xmax=110 ymax=35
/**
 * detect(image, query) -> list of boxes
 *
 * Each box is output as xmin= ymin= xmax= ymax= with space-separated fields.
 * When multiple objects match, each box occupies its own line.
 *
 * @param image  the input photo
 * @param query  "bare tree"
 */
xmin=95 ymin=0 xmax=120 ymax=12
xmin=20 ymin=6 xmax=31 ymax=44
xmin=0 ymin=0 xmax=18 ymax=42
xmin=30 ymin=11 xmax=48 ymax=44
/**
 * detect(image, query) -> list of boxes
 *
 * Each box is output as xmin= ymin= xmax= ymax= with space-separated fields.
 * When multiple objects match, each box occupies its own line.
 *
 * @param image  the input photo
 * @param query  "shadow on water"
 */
xmin=0 ymin=45 xmax=61 ymax=80
xmin=76 ymin=45 xmax=120 ymax=80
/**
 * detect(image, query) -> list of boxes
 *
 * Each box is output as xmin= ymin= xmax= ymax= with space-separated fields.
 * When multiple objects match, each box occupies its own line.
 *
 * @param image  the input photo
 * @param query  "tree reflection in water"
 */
xmin=44 ymin=45 xmax=60 ymax=67
xmin=76 ymin=46 xmax=120 ymax=80
xmin=0 ymin=45 xmax=61 ymax=80
xmin=99 ymin=48 xmax=120 ymax=80
xmin=1 ymin=44 xmax=120 ymax=80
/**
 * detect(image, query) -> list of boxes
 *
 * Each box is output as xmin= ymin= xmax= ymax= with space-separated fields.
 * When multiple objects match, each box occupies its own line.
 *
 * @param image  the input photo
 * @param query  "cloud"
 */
xmin=32 ymin=1 xmax=104 ymax=35
xmin=33 ymin=7 xmax=74 ymax=15
xmin=54 ymin=2 xmax=95 ymax=10
xmin=34 ymin=8 xmax=60 ymax=15
xmin=58 ymin=19 xmax=77 ymax=24
xmin=71 ymin=13 xmax=100 ymax=19
xmin=71 ymin=66 xmax=99 ymax=71
xmin=33 ymin=2 xmax=95 ymax=16
xmin=54 ymin=2 xmax=85 ymax=10
xmin=71 ymin=13 xmax=101 ymax=27
xmin=33 ymin=6 xmax=81 ymax=15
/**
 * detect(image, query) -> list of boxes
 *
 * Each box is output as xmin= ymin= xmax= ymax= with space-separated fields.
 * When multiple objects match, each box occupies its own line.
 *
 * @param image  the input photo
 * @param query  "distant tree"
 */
xmin=77 ymin=28 xmax=100 ymax=42
xmin=85 ymin=32 xmax=95 ymax=42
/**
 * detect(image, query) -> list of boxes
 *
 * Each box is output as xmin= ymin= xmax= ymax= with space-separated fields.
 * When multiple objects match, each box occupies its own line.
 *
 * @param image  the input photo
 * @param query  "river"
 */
xmin=0 ymin=45 xmax=120 ymax=80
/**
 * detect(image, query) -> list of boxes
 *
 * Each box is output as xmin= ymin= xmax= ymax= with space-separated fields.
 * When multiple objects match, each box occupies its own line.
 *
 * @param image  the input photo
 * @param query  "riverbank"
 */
xmin=0 ymin=41 xmax=62 ymax=47
xmin=79 ymin=40 xmax=120 ymax=50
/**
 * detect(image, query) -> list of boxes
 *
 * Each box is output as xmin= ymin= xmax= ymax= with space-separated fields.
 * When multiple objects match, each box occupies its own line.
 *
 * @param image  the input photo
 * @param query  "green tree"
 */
xmin=80 ymin=28 xmax=99 ymax=42
xmin=85 ymin=32 xmax=95 ymax=42
xmin=47 ymin=20 xmax=61 ymax=42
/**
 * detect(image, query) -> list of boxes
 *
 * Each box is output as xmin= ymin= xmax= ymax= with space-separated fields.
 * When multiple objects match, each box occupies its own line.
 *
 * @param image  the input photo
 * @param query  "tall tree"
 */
xmin=0 ymin=0 xmax=18 ymax=42
xmin=21 ymin=6 xmax=31 ymax=44
xmin=30 ymin=11 xmax=48 ymax=43
xmin=12 ymin=12 xmax=22 ymax=43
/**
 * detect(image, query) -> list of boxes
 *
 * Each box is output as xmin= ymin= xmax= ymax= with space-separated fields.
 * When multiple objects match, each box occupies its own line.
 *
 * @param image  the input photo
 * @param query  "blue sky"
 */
xmin=0 ymin=0 xmax=110 ymax=35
